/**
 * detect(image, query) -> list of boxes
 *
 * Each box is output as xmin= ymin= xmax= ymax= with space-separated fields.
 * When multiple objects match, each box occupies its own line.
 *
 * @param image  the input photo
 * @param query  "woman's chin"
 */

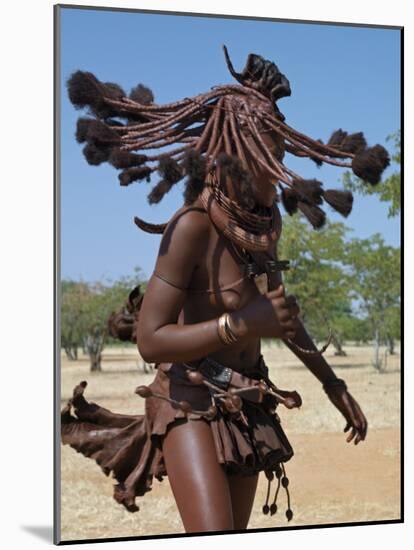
xmin=255 ymin=193 xmax=277 ymax=208
xmin=265 ymin=197 xmax=276 ymax=207
xmin=251 ymin=181 xmax=277 ymax=208
xmin=250 ymin=198 xmax=275 ymax=211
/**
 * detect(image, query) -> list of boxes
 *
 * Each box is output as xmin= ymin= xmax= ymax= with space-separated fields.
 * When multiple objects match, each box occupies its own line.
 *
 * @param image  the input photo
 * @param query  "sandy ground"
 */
xmin=59 ymin=343 xmax=401 ymax=541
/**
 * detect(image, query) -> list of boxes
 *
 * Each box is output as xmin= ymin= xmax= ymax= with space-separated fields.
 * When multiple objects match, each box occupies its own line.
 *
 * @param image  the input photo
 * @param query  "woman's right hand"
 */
xmin=229 ymin=284 xmax=300 ymax=340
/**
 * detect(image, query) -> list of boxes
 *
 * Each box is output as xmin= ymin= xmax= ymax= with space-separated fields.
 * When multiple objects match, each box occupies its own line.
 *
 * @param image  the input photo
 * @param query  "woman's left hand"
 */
xmin=325 ymin=385 xmax=368 ymax=445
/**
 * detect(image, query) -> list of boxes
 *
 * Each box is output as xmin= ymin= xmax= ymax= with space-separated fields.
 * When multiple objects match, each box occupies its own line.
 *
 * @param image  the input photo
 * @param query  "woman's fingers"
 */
xmin=277 ymin=307 xmax=292 ymax=323
xmin=342 ymin=392 xmax=361 ymax=431
xmin=362 ymin=419 xmax=368 ymax=439
xmin=287 ymin=302 xmax=300 ymax=318
xmin=328 ymin=388 xmax=368 ymax=445
xmin=335 ymin=391 xmax=359 ymax=443
xmin=351 ymin=398 xmax=368 ymax=441
xmin=277 ymin=299 xmax=300 ymax=321
xmin=281 ymin=319 xmax=300 ymax=340
xmin=285 ymin=294 xmax=298 ymax=306
xmin=268 ymin=285 xmax=285 ymax=298
xmin=354 ymin=432 xmax=363 ymax=445
xmin=343 ymin=393 xmax=368 ymax=444
xmin=282 ymin=319 xmax=298 ymax=337
xmin=346 ymin=427 xmax=357 ymax=443
xmin=281 ymin=295 xmax=300 ymax=315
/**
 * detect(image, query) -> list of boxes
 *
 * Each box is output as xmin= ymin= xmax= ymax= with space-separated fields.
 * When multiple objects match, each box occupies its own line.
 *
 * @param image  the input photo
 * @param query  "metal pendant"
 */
xmin=254 ymin=272 xmax=269 ymax=295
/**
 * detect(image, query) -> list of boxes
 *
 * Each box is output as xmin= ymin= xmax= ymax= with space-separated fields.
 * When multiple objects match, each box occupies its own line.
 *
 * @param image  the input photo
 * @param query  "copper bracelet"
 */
xmin=217 ymin=313 xmax=238 ymax=345
xmin=224 ymin=313 xmax=238 ymax=343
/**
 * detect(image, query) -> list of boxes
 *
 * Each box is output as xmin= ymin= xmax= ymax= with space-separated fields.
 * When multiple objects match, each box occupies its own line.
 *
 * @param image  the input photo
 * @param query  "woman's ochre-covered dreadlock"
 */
xmin=67 ymin=45 xmax=390 ymax=231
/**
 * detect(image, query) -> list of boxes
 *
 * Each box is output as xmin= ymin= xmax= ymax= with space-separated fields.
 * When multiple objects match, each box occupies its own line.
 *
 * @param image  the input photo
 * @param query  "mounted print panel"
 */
xmin=54 ymin=4 xmax=402 ymax=545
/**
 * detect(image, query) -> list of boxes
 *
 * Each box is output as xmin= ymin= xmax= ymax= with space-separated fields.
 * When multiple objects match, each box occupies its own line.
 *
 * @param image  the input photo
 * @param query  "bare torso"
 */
xmin=178 ymin=197 xmax=269 ymax=371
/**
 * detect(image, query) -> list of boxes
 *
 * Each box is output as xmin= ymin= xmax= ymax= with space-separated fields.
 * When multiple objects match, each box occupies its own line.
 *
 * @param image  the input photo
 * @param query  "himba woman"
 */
xmin=61 ymin=46 xmax=389 ymax=533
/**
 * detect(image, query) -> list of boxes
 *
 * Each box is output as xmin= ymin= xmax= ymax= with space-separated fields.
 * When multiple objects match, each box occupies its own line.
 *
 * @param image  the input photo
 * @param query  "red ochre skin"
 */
xmin=138 ymin=200 xmax=271 ymax=533
xmin=137 ymin=134 xmax=368 ymax=532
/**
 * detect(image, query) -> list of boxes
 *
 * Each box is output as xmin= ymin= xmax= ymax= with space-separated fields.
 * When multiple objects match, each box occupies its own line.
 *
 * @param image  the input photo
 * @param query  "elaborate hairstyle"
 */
xmin=67 ymin=45 xmax=390 ymax=231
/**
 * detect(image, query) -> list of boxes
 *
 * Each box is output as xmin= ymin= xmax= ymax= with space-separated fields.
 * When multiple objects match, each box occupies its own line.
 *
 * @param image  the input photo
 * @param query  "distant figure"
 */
xmin=107 ymin=285 xmax=154 ymax=373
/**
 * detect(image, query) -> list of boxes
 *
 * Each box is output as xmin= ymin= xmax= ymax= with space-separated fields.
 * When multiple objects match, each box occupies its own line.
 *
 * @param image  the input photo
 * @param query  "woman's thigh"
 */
xmin=162 ymin=418 xmax=234 ymax=533
xmin=227 ymin=472 xmax=259 ymax=530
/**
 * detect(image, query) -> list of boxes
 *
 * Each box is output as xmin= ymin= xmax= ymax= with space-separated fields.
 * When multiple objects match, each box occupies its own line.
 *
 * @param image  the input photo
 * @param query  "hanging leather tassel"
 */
xmin=262 ymin=469 xmax=273 ymax=515
xmin=281 ymin=463 xmax=293 ymax=521
xmin=264 ymin=463 xmax=293 ymax=519
xmin=270 ymin=469 xmax=281 ymax=515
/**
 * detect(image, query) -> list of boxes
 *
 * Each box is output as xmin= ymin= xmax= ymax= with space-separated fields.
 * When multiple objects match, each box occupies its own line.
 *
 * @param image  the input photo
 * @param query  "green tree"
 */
xmin=278 ymin=216 xmax=353 ymax=355
xmin=61 ymin=267 xmax=145 ymax=371
xmin=334 ymin=315 xmax=371 ymax=346
xmin=345 ymin=235 xmax=400 ymax=370
xmin=342 ymin=130 xmax=400 ymax=218
xmin=61 ymin=280 xmax=87 ymax=360
xmin=383 ymin=305 xmax=401 ymax=355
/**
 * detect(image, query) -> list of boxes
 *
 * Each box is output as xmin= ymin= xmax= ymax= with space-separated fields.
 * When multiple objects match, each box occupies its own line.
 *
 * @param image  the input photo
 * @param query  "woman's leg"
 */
xmin=162 ymin=418 xmax=234 ymax=533
xmin=227 ymin=472 xmax=259 ymax=529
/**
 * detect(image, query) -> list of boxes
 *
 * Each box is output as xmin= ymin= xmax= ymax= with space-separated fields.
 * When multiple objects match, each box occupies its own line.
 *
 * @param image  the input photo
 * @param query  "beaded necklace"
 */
xmin=199 ymin=171 xmax=282 ymax=252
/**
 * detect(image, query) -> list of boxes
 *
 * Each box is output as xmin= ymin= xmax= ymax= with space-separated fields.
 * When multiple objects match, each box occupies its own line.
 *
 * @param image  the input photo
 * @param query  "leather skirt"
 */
xmin=61 ymin=353 xmax=297 ymax=520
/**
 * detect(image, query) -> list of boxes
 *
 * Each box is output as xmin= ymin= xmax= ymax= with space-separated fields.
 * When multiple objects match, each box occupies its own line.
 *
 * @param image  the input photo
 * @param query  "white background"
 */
xmin=1 ymin=1 xmax=409 ymax=548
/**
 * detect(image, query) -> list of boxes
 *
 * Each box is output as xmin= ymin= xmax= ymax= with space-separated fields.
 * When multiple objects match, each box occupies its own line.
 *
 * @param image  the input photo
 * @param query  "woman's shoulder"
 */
xmin=166 ymin=198 xmax=210 ymax=240
xmin=158 ymin=198 xmax=210 ymax=257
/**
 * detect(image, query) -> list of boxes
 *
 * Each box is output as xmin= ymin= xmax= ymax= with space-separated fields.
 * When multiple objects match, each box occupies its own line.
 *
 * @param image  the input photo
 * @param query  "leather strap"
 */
xmin=197 ymin=357 xmax=233 ymax=391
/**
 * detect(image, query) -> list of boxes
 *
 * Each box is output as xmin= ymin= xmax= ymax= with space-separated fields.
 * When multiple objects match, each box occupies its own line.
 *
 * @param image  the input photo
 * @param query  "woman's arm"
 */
xmin=269 ymin=245 xmax=338 ymax=382
xmin=283 ymin=319 xmax=338 ymax=384
xmin=272 ymin=246 xmax=367 ymax=443
xmin=285 ymin=317 xmax=368 ymax=444
xmin=137 ymin=207 xmax=231 ymax=363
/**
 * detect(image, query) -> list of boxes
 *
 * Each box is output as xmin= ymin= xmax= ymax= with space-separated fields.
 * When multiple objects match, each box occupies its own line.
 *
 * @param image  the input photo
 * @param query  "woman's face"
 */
xmin=244 ymin=130 xmax=284 ymax=208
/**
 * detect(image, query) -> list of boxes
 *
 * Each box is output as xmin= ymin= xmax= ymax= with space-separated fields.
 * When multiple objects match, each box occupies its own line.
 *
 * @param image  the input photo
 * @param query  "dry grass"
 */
xmin=59 ymin=343 xmax=401 ymax=541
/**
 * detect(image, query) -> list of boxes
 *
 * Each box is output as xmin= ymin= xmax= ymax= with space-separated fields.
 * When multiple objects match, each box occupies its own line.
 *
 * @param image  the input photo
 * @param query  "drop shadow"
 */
xmin=20 ymin=525 xmax=53 ymax=543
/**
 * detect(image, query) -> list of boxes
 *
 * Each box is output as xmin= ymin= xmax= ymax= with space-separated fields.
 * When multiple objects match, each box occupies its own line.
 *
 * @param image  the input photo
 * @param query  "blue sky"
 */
xmin=59 ymin=7 xmax=401 ymax=282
